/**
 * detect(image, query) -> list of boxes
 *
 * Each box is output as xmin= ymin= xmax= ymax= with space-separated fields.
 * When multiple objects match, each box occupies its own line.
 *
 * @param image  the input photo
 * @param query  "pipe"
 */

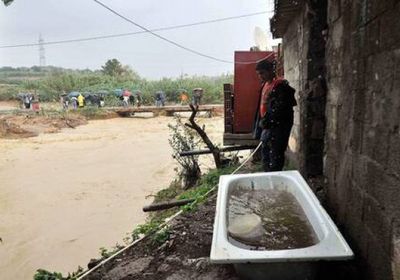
xmin=179 ymin=144 xmax=257 ymax=157
xmin=142 ymin=198 xmax=195 ymax=212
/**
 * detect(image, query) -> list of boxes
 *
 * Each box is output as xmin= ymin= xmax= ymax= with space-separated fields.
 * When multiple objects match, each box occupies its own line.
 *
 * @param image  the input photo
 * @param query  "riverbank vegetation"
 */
xmin=0 ymin=60 xmax=232 ymax=104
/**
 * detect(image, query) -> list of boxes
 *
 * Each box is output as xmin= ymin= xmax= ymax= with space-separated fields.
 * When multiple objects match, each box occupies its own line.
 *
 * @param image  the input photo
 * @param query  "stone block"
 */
xmin=328 ymin=0 xmax=341 ymax=23
xmin=366 ymin=229 xmax=393 ymax=280
xmin=336 ymin=111 xmax=353 ymax=152
xmin=350 ymin=1 xmax=362 ymax=31
xmin=326 ymin=77 xmax=342 ymax=106
xmin=361 ymin=123 xmax=390 ymax=167
xmin=366 ymin=51 xmax=396 ymax=97
xmin=393 ymin=238 xmax=400 ymax=280
xmin=380 ymin=5 xmax=400 ymax=51
xmin=365 ymin=0 xmax=387 ymax=23
xmin=352 ymin=89 xmax=365 ymax=123
xmin=324 ymin=155 xmax=338 ymax=202
xmin=363 ymin=194 xmax=392 ymax=253
xmin=349 ymin=59 xmax=366 ymax=90
xmin=351 ymin=120 xmax=364 ymax=154
xmin=365 ymin=18 xmax=381 ymax=57
xmin=350 ymin=27 xmax=367 ymax=58
xmin=308 ymin=101 xmax=325 ymax=118
xmin=325 ymin=104 xmax=338 ymax=140
xmin=365 ymin=160 xmax=400 ymax=215
xmin=351 ymin=154 xmax=368 ymax=189
xmin=329 ymin=17 xmax=345 ymax=50
xmin=387 ymin=131 xmax=400 ymax=178
xmin=343 ymin=185 xmax=366 ymax=254
xmin=385 ymin=49 xmax=400 ymax=129
xmin=311 ymin=119 xmax=325 ymax=139
xmin=392 ymin=219 xmax=400 ymax=280
xmin=340 ymin=0 xmax=352 ymax=13
xmin=334 ymin=155 xmax=353 ymax=223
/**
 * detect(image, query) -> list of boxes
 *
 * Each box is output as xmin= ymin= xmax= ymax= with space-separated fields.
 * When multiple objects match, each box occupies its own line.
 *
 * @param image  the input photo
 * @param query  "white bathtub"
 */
xmin=210 ymin=171 xmax=353 ymax=280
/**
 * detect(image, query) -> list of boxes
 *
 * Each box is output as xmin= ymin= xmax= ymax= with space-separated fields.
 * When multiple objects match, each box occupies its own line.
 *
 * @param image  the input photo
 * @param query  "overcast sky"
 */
xmin=0 ymin=0 xmax=278 ymax=79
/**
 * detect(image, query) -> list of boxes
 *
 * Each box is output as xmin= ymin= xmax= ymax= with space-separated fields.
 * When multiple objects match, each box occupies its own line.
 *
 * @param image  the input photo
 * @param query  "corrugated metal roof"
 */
xmin=270 ymin=0 xmax=303 ymax=38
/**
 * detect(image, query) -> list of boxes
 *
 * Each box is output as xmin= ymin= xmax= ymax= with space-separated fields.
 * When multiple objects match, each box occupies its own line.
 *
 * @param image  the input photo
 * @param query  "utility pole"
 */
xmin=38 ymin=34 xmax=46 ymax=67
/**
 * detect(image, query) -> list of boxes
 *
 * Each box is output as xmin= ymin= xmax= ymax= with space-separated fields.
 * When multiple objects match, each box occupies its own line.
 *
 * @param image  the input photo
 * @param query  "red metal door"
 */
xmin=233 ymin=51 xmax=274 ymax=133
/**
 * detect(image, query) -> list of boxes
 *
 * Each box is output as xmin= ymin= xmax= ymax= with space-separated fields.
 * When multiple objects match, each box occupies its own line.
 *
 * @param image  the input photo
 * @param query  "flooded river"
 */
xmin=0 ymin=115 xmax=222 ymax=279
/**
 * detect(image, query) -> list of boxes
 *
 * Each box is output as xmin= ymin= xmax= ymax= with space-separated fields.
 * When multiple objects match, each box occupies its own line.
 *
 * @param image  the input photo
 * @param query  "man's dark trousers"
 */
xmin=260 ymin=121 xmax=293 ymax=172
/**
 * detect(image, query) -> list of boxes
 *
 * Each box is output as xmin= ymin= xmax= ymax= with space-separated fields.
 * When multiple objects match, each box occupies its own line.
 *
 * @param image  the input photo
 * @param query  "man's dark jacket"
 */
xmin=253 ymin=80 xmax=297 ymax=139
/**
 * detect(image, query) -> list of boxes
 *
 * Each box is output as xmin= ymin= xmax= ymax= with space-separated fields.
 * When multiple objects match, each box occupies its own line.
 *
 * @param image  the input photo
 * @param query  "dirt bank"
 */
xmin=86 ymin=194 xmax=239 ymax=280
xmin=0 ymin=114 xmax=87 ymax=139
xmin=0 ymin=116 xmax=224 ymax=279
xmin=84 ymin=174 xmax=355 ymax=280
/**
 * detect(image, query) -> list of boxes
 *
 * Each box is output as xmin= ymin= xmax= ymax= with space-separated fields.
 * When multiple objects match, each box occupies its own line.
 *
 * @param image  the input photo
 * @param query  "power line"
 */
xmin=0 ymin=11 xmax=272 ymax=49
xmin=92 ymin=0 xmax=276 ymax=65
xmin=92 ymin=0 xmax=234 ymax=64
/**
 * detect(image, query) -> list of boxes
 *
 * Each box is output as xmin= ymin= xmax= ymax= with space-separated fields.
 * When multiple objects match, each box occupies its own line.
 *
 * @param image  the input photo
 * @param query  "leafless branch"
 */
xmin=185 ymin=104 xmax=222 ymax=168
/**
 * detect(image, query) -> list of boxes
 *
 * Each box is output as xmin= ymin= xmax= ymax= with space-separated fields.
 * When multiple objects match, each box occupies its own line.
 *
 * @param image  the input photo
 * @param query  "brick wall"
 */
xmin=325 ymin=1 xmax=400 ymax=279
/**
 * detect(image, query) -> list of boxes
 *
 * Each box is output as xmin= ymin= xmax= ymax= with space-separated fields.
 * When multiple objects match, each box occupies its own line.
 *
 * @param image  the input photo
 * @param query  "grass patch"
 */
xmin=151 ymin=180 xmax=180 ymax=203
xmin=151 ymin=227 xmax=171 ymax=246
xmin=33 ymin=267 xmax=83 ymax=280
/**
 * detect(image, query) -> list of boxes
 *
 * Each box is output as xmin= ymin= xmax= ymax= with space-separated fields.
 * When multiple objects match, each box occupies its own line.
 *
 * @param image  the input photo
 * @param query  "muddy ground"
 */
xmin=83 ymin=176 xmax=360 ymax=280
xmin=85 ymin=194 xmax=239 ymax=280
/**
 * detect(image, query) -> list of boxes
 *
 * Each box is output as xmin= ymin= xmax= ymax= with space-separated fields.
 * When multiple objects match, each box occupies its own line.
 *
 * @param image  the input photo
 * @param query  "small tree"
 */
xmin=168 ymin=115 xmax=201 ymax=189
xmin=101 ymin=59 xmax=125 ymax=77
xmin=2 ymin=0 xmax=13 ymax=6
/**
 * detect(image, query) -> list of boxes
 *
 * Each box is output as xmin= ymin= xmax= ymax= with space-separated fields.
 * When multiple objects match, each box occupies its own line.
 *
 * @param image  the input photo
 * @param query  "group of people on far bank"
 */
xmin=57 ymin=88 xmax=203 ymax=110
xmin=154 ymin=88 xmax=204 ymax=107
xmin=177 ymin=88 xmax=203 ymax=106
xmin=60 ymin=93 xmax=87 ymax=110
xmin=17 ymin=92 xmax=40 ymax=111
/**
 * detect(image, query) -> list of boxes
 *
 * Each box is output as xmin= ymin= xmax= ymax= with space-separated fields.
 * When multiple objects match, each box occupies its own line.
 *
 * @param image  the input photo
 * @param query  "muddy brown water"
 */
xmin=0 ymin=115 xmax=223 ymax=280
xmin=228 ymin=186 xmax=318 ymax=250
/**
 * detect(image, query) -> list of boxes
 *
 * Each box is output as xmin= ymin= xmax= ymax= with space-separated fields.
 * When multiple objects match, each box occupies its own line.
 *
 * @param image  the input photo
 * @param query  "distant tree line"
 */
xmin=0 ymin=59 xmax=233 ymax=104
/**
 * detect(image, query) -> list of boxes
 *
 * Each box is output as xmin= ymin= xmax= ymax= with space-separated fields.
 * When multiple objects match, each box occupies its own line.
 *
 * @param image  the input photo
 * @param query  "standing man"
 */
xmin=254 ymin=59 xmax=296 ymax=172
xmin=155 ymin=91 xmax=162 ymax=107
xmin=135 ymin=90 xmax=142 ymax=107
xmin=192 ymin=88 xmax=203 ymax=106
xmin=71 ymin=96 xmax=78 ymax=110
xmin=180 ymin=91 xmax=188 ymax=105
xmin=160 ymin=91 xmax=166 ymax=107
xmin=61 ymin=94 xmax=69 ymax=110
xmin=23 ymin=93 xmax=32 ymax=109
xmin=77 ymin=93 xmax=85 ymax=108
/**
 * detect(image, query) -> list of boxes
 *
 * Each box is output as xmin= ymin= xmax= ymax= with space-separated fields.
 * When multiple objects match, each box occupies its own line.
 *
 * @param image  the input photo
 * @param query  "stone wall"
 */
xmin=282 ymin=1 xmax=327 ymax=176
xmin=282 ymin=5 xmax=309 ymax=174
xmin=325 ymin=1 xmax=400 ymax=279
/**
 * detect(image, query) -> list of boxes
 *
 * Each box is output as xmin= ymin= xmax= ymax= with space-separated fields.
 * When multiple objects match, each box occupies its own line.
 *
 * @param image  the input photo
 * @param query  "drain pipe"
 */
xmin=76 ymin=142 xmax=262 ymax=280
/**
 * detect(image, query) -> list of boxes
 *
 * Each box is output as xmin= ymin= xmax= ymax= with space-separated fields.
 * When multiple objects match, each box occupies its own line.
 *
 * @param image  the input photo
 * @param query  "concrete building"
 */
xmin=270 ymin=0 xmax=400 ymax=279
